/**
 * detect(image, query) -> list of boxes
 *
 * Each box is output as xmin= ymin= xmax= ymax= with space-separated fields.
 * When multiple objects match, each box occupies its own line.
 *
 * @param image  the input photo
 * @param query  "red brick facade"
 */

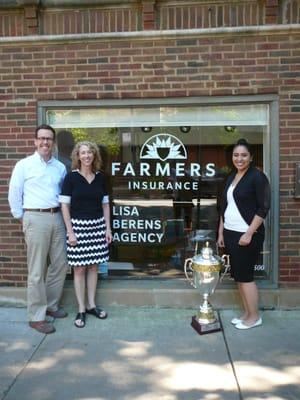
xmin=0 ymin=0 xmax=300 ymax=287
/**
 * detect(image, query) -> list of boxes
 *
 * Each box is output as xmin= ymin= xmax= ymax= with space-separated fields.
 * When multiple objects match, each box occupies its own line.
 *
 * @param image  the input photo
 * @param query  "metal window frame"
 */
xmin=38 ymin=95 xmax=279 ymax=287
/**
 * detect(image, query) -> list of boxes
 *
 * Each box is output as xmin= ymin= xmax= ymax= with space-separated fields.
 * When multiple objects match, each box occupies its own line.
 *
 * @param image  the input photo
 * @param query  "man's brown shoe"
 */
xmin=29 ymin=321 xmax=56 ymax=334
xmin=46 ymin=309 xmax=68 ymax=318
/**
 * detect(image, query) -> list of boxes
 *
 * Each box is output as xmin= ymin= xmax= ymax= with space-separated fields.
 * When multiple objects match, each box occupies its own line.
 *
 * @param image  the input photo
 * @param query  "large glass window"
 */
xmin=45 ymin=102 xmax=274 ymax=282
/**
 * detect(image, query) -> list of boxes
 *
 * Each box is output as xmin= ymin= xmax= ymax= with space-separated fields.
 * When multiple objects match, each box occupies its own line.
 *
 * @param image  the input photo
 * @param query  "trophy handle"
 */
xmin=184 ymin=258 xmax=195 ymax=287
xmin=220 ymin=254 xmax=231 ymax=282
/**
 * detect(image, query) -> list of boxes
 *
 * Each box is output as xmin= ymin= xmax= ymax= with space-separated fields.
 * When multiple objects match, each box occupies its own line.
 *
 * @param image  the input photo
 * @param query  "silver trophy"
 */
xmin=184 ymin=241 xmax=230 ymax=335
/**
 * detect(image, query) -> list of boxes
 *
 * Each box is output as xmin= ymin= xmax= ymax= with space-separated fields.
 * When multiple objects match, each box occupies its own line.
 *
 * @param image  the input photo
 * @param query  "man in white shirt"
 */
xmin=8 ymin=124 xmax=68 ymax=334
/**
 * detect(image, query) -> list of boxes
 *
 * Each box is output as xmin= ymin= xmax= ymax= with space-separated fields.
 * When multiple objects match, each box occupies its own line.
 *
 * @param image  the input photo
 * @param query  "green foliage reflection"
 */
xmin=70 ymin=127 xmax=120 ymax=156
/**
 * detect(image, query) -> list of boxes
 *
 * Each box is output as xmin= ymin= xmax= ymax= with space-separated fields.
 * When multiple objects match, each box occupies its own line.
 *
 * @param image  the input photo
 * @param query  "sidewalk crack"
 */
xmin=219 ymin=311 xmax=243 ymax=400
xmin=1 ymin=331 xmax=47 ymax=400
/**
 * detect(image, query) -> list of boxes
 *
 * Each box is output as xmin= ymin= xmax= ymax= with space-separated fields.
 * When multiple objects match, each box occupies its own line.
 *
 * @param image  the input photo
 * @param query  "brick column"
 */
xmin=24 ymin=5 xmax=38 ymax=35
xmin=265 ymin=0 xmax=279 ymax=24
xmin=142 ymin=0 xmax=156 ymax=30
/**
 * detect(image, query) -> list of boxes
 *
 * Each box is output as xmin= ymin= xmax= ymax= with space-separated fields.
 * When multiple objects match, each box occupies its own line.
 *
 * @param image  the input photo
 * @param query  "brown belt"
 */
xmin=24 ymin=207 xmax=60 ymax=213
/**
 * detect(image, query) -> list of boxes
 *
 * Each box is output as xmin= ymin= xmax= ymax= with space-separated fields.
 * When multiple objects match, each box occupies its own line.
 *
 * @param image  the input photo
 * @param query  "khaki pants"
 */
xmin=22 ymin=211 xmax=67 ymax=322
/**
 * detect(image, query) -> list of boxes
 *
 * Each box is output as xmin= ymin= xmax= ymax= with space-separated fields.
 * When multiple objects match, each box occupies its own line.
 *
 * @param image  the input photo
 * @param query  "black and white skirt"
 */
xmin=67 ymin=217 xmax=109 ymax=267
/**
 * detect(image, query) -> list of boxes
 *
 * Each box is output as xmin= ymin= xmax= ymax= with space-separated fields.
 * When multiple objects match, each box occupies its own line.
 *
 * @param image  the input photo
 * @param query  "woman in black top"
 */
xmin=60 ymin=141 xmax=112 ymax=328
xmin=217 ymin=139 xmax=270 ymax=330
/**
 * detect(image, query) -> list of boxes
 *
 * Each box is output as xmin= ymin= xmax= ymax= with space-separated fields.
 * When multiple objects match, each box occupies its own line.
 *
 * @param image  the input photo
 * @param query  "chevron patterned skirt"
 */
xmin=66 ymin=217 xmax=109 ymax=267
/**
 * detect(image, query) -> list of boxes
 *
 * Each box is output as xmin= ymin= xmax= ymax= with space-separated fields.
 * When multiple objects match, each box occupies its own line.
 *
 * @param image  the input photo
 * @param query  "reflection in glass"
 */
xmin=56 ymin=130 xmax=75 ymax=172
xmin=49 ymin=107 xmax=269 ymax=280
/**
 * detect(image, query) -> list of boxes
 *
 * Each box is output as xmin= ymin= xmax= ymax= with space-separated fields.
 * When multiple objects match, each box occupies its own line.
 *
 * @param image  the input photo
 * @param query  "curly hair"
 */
xmin=71 ymin=141 xmax=102 ymax=172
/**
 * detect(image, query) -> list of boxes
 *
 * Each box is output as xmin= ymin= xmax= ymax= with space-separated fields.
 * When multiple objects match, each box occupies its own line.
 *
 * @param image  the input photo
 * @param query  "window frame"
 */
xmin=38 ymin=95 xmax=279 ymax=287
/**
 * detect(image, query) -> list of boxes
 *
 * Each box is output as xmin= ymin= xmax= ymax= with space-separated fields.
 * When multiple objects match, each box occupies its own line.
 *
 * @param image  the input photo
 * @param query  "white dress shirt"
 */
xmin=8 ymin=151 xmax=66 ymax=218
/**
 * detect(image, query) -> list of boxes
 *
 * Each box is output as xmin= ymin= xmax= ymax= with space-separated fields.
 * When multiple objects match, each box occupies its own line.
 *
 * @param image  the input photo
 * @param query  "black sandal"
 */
xmin=86 ymin=307 xmax=107 ymax=319
xmin=74 ymin=312 xmax=86 ymax=328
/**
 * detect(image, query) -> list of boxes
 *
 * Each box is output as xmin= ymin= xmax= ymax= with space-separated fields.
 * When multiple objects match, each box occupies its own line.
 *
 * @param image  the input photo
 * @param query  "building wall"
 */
xmin=0 ymin=0 xmax=300 ymax=287
xmin=1 ymin=0 xmax=300 ymax=37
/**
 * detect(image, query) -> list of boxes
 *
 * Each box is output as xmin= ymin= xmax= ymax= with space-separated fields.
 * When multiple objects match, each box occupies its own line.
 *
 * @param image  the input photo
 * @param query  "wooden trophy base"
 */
xmin=191 ymin=315 xmax=222 ymax=335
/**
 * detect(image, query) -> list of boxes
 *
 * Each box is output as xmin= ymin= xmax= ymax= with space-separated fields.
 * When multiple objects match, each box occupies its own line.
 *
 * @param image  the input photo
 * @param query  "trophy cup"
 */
xmin=184 ymin=241 xmax=229 ymax=335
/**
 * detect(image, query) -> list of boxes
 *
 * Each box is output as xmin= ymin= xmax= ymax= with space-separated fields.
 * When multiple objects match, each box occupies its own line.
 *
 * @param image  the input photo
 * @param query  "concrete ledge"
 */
xmin=1 ymin=280 xmax=300 ymax=309
xmin=0 ymin=288 xmax=27 ymax=308
xmin=1 ymin=24 xmax=300 ymax=44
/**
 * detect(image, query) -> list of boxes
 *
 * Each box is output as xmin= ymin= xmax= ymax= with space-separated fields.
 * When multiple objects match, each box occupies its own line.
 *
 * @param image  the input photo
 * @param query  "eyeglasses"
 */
xmin=37 ymin=137 xmax=54 ymax=142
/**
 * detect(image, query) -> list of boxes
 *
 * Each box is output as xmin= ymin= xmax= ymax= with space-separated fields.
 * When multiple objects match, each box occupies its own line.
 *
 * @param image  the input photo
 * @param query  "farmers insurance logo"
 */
xmin=140 ymin=134 xmax=187 ymax=162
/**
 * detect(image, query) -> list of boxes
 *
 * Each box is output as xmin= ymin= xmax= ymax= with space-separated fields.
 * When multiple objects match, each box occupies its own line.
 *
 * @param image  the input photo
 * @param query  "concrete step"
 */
xmin=1 ymin=279 xmax=300 ymax=309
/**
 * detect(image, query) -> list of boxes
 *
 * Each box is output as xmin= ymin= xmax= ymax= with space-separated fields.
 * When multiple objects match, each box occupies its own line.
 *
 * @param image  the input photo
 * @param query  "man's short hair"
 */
xmin=35 ymin=124 xmax=56 ymax=140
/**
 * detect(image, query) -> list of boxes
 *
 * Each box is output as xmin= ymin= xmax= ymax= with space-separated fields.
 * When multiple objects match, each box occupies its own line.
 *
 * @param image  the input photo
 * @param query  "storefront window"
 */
xmin=45 ymin=103 xmax=272 ymax=281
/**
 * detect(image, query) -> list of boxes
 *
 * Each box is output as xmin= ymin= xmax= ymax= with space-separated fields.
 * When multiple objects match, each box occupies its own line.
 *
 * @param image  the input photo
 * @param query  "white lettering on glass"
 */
xmin=123 ymin=163 xmax=136 ymax=176
xmin=113 ymin=206 xmax=139 ymax=216
xmin=112 ymin=206 xmax=164 ymax=244
xmin=254 ymin=264 xmax=265 ymax=271
xmin=111 ymin=162 xmax=216 ymax=178
xmin=140 ymin=163 xmax=150 ymax=176
xmin=206 ymin=163 xmax=215 ymax=177
xmin=113 ymin=232 xmax=164 ymax=243
xmin=156 ymin=163 xmax=170 ymax=176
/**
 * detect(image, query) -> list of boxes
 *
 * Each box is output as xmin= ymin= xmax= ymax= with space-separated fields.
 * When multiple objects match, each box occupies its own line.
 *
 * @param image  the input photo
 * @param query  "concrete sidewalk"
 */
xmin=0 ymin=307 xmax=299 ymax=400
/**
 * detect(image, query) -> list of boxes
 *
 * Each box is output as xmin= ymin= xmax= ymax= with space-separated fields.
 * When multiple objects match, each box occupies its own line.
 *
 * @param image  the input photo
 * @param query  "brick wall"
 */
xmin=0 ymin=29 xmax=300 ymax=286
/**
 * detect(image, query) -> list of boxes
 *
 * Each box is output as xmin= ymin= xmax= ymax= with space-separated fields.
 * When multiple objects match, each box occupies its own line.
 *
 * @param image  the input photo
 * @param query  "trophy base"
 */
xmin=191 ymin=315 xmax=222 ymax=335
